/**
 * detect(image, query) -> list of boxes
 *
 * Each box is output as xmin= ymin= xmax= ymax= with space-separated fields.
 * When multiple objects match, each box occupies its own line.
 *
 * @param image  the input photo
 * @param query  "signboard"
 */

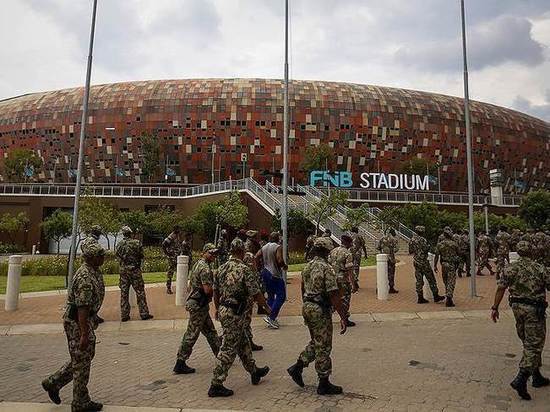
xmin=309 ymin=170 xmax=431 ymax=191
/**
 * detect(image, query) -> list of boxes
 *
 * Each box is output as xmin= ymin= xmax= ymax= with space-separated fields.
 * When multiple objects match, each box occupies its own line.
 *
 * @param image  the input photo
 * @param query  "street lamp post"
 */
xmin=281 ymin=0 xmax=290 ymax=272
xmin=67 ymin=0 xmax=98 ymax=289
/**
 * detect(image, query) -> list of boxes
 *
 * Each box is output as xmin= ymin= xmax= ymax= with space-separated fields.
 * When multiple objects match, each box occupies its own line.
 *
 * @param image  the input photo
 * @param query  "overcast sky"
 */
xmin=1 ymin=0 xmax=549 ymax=121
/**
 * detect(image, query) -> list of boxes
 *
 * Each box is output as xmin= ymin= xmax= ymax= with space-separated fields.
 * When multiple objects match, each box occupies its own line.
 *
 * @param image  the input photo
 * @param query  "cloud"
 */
xmin=513 ymin=91 xmax=550 ymax=121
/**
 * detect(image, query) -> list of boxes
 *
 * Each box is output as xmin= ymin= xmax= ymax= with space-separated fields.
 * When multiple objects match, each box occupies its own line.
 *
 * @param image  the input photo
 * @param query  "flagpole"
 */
xmin=281 ymin=0 xmax=290 ymax=272
xmin=67 ymin=0 xmax=98 ymax=289
xmin=461 ymin=0 xmax=476 ymax=298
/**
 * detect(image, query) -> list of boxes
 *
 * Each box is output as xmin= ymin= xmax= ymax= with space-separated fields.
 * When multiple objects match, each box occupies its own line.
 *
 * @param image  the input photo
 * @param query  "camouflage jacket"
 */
xmin=328 ymin=246 xmax=354 ymax=280
xmin=216 ymin=237 xmax=229 ymax=257
xmin=498 ymin=257 xmax=550 ymax=301
xmin=409 ymin=234 xmax=430 ymax=264
xmin=243 ymin=251 xmax=256 ymax=271
xmin=189 ymin=258 xmax=214 ymax=290
xmin=477 ymin=234 xmax=492 ymax=254
xmin=350 ymin=233 xmax=366 ymax=260
xmin=301 ymin=256 xmax=338 ymax=299
xmin=115 ymin=238 xmax=144 ymax=269
xmin=63 ymin=263 xmax=102 ymax=324
xmin=534 ymin=232 xmax=550 ymax=262
xmin=162 ymin=233 xmax=181 ymax=259
xmin=213 ymin=257 xmax=260 ymax=305
xmin=305 ymin=234 xmax=317 ymax=259
xmin=495 ymin=231 xmax=511 ymax=256
xmin=509 ymin=230 xmax=522 ymax=252
xmin=435 ymin=238 xmax=458 ymax=264
xmin=458 ymin=233 xmax=470 ymax=254
xmin=377 ymin=235 xmax=399 ymax=262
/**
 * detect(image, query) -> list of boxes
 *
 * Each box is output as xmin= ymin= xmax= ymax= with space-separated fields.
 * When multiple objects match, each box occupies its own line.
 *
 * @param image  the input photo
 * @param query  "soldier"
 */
xmin=287 ymin=237 xmax=348 ymax=395
xmin=216 ymin=229 xmax=230 ymax=266
xmin=458 ymin=229 xmax=471 ymax=277
xmin=81 ymin=225 xmax=105 ymax=324
xmin=476 ymin=231 xmax=494 ymax=277
xmin=434 ymin=227 xmax=459 ymax=307
xmin=377 ymin=228 xmax=399 ymax=293
xmin=115 ymin=226 xmax=153 ymax=322
xmin=495 ymin=226 xmax=511 ymax=280
xmin=41 ymin=242 xmax=105 ymax=412
xmin=174 ymin=243 xmax=221 ymax=374
xmin=521 ymin=228 xmax=536 ymax=247
xmin=181 ymin=234 xmax=193 ymax=269
xmin=329 ymin=233 xmax=357 ymax=327
xmin=409 ymin=226 xmax=445 ymax=304
xmin=208 ymin=238 xmax=271 ymax=397
xmin=304 ymin=230 xmax=317 ymax=262
xmin=491 ymin=241 xmax=550 ymax=401
xmin=509 ymin=229 xmax=523 ymax=252
xmin=162 ymin=225 xmax=182 ymax=294
xmin=243 ymin=230 xmax=264 ymax=351
xmin=350 ymin=227 xmax=368 ymax=289
xmin=533 ymin=230 xmax=550 ymax=265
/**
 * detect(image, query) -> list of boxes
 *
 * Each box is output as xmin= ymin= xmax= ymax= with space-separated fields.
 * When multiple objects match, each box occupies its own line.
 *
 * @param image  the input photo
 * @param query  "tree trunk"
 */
xmin=105 ymin=235 xmax=110 ymax=250
xmin=56 ymin=240 xmax=60 ymax=255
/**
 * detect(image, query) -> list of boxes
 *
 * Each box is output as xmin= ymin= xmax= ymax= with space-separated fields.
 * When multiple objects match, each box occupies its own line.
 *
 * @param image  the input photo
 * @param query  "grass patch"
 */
xmin=288 ymin=255 xmax=376 ymax=273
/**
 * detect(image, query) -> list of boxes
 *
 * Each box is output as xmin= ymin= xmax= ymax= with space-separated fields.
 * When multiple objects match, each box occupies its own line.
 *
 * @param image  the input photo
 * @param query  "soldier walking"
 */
xmin=174 ymin=243 xmax=221 ymax=375
xmin=476 ymin=231 xmax=494 ymax=277
xmin=208 ymin=238 xmax=271 ymax=397
xmin=377 ymin=228 xmax=399 ymax=293
xmin=115 ymin=226 xmax=153 ymax=322
xmin=243 ymin=230 xmax=264 ymax=351
xmin=495 ymin=226 xmax=511 ymax=280
xmin=81 ymin=225 xmax=105 ymax=324
xmin=491 ymin=241 xmax=550 ymax=400
xmin=181 ymin=233 xmax=193 ymax=269
xmin=41 ymin=242 xmax=105 ymax=412
xmin=304 ymin=230 xmax=317 ymax=262
xmin=409 ymin=226 xmax=445 ymax=304
xmin=459 ymin=229 xmax=471 ymax=277
xmin=350 ymin=227 xmax=368 ymax=289
xmin=329 ymin=233 xmax=357 ymax=326
xmin=434 ymin=227 xmax=459 ymax=307
xmin=287 ymin=237 xmax=349 ymax=395
xmin=216 ymin=229 xmax=230 ymax=266
xmin=162 ymin=225 xmax=182 ymax=294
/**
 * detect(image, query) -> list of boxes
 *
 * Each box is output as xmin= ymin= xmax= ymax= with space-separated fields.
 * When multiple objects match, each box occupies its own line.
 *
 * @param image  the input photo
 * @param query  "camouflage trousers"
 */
xmin=388 ymin=260 xmax=396 ymax=288
xmin=495 ymin=253 xmax=508 ymax=280
xmin=119 ymin=268 xmax=150 ymax=319
xmin=299 ymin=302 xmax=333 ymax=378
xmin=413 ymin=260 xmax=439 ymax=296
xmin=441 ymin=262 xmax=457 ymax=299
xmin=166 ymin=258 xmax=177 ymax=287
xmin=177 ymin=303 xmax=220 ymax=361
xmin=211 ymin=306 xmax=257 ymax=385
xmin=457 ymin=253 xmax=470 ymax=275
xmin=352 ymin=255 xmax=361 ymax=283
xmin=512 ymin=303 xmax=546 ymax=372
xmin=337 ymin=277 xmax=352 ymax=319
xmin=96 ymin=273 xmax=105 ymax=309
xmin=477 ymin=252 xmax=492 ymax=274
xmin=243 ymin=301 xmax=254 ymax=343
xmin=43 ymin=321 xmax=96 ymax=411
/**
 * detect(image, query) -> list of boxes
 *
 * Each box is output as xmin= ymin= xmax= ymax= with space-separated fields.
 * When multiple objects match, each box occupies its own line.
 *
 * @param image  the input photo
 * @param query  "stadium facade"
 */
xmin=0 ymin=78 xmax=548 ymax=193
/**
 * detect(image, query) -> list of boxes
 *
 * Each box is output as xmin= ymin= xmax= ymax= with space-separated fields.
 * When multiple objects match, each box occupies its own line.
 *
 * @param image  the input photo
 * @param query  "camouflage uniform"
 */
xmin=377 ymin=234 xmax=399 ymax=289
xmin=80 ymin=235 xmax=105 ymax=310
xmin=162 ymin=232 xmax=181 ymax=289
xmin=409 ymin=233 xmax=439 ymax=297
xmin=435 ymin=235 xmax=459 ymax=299
xmin=457 ymin=232 xmax=471 ymax=276
xmin=305 ymin=234 xmax=317 ymax=261
xmin=298 ymin=254 xmax=339 ymax=378
xmin=177 ymin=258 xmax=220 ymax=362
xmin=533 ymin=231 xmax=550 ymax=265
xmin=509 ymin=229 xmax=522 ymax=252
xmin=477 ymin=233 xmax=493 ymax=274
xmin=216 ymin=233 xmax=229 ymax=266
xmin=115 ymin=235 xmax=151 ymax=319
xmin=495 ymin=230 xmax=511 ymax=280
xmin=350 ymin=233 xmax=366 ymax=283
xmin=42 ymin=250 xmax=103 ymax=411
xmin=211 ymin=255 xmax=261 ymax=386
xmin=181 ymin=238 xmax=193 ymax=269
xmin=498 ymin=249 xmax=550 ymax=373
xmin=328 ymin=246 xmax=354 ymax=319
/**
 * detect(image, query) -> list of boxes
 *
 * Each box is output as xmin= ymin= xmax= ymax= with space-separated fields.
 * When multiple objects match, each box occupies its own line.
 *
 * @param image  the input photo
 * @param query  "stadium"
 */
xmin=0 ymin=78 xmax=548 ymax=193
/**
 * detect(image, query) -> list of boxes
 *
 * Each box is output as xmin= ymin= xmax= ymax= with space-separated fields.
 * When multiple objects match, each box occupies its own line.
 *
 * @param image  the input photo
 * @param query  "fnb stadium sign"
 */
xmin=309 ymin=171 xmax=431 ymax=191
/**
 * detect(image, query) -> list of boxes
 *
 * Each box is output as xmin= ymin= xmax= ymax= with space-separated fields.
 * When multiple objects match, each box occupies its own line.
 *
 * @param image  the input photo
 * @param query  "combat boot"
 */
xmin=173 ymin=359 xmax=196 ymax=374
xmin=389 ymin=287 xmax=399 ymax=294
xmin=417 ymin=294 xmax=429 ymax=304
xmin=532 ymin=368 xmax=550 ymax=387
xmin=75 ymin=401 xmax=103 ymax=411
xmin=251 ymin=366 xmax=270 ymax=385
xmin=287 ymin=360 xmax=305 ymax=387
xmin=166 ymin=281 xmax=173 ymax=294
xmin=317 ymin=376 xmax=343 ymax=395
xmin=208 ymin=384 xmax=234 ymax=397
xmin=346 ymin=319 xmax=356 ymax=327
xmin=251 ymin=341 xmax=263 ymax=351
xmin=433 ymin=294 xmax=445 ymax=303
xmin=445 ymin=297 xmax=455 ymax=307
xmin=121 ymin=316 xmax=130 ymax=322
xmin=41 ymin=380 xmax=61 ymax=405
xmin=510 ymin=369 xmax=531 ymax=400
xmin=141 ymin=314 xmax=154 ymax=321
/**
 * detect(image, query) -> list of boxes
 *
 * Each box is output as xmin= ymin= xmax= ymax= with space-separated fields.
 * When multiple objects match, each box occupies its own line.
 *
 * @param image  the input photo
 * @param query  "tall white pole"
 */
xmin=211 ymin=142 xmax=216 ymax=184
xmin=461 ymin=0 xmax=476 ymax=298
xmin=67 ymin=0 xmax=98 ymax=289
xmin=281 ymin=0 xmax=289 ymax=269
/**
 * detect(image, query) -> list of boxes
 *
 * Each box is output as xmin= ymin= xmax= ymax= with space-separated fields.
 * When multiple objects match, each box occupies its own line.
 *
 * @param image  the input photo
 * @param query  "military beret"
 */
xmin=516 ymin=241 xmax=530 ymax=255
xmin=415 ymin=225 xmax=425 ymax=232
xmin=81 ymin=241 xmax=105 ymax=260
xmin=314 ymin=236 xmax=334 ymax=251
xmin=203 ymin=243 xmax=218 ymax=254
xmin=121 ymin=226 xmax=132 ymax=236
xmin=230 ymin=238 xmax=245 ymax=252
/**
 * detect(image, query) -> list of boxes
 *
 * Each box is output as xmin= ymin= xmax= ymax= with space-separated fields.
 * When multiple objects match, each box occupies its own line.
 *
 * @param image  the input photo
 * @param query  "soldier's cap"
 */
xmin=203 ymin=243 xmax=219 ymax=254
xmin=245 ymin=230 xmax=258 ymax=238
xmin=121 ymin=226 xmax=132 ymax=236
xmin=314 ymin=236 xmax=334 ymax=251
xmin=230 ymin=237 xmax=245 ymax=253
xmin=81 ymin=241 xmax=105 ymax=260
xmin=516 ymin=241 xmax=530 ymax=255
xmin=341 ymin=232 xmax=353 ymax=242
xmin=443 ymin=226 xmax=453 ymax=233
xmin=89 ymin=225 xmax=102 ymax=236
xmin=415 ymin=225 xmax=425 ymax=232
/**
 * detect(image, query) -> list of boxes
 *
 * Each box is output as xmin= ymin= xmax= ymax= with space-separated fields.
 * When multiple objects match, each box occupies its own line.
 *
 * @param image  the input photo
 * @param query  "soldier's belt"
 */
xmin=510 ymin=297 xmax=548 ymax=320
xmin=220 ymin=300 xmax=247 ymax=315
xmin=303 ymin=296 xmax=331 ymax=311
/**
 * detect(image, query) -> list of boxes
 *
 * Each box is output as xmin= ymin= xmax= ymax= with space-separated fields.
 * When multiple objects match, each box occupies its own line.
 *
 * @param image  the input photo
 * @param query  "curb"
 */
xmin=0 ymin=402 xmax=241 ymax=412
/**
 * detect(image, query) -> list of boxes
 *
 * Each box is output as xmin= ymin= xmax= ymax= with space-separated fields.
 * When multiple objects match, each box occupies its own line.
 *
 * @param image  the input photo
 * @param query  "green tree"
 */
xmin=307 ymin=189 xmax=348 ymax=234
xmin=218 ymin=191 xmax=248 ymax=229
xmin=401 ymin=158 xmax=437 ymax=176
xmin=345 ymin=204 xmax=371 ymax=230
xmin=41 ymin=210 xmax=72 ymax=254
xmin=0 ymin=212 xmax=30 ymax=244
xmin=196 ymin=201 xmax=220 ymax=242
xmin=3 ymin=148 xmax=43 ymax=182
xmin=79 ymin=193 xmax=119 ymax=248
xmin=272 ymin=208 xmax=314 ymax=237
xmin=144 ymin=206 xmax=177 ymax=240
xmin=141 ymin=133 xmax=160 ymax=182
xmin=518 ymin=190 xmax=550 ymax=230
xmin=120 ymin=210 xmax=148 ymax=234
xmin=301 ymin=144 xmax=332 ymax=175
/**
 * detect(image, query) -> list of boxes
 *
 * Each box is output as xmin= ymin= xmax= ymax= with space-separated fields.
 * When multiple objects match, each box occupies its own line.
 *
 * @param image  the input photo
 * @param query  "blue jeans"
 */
xmin=261 ymin=268 xmax=286 ymax=321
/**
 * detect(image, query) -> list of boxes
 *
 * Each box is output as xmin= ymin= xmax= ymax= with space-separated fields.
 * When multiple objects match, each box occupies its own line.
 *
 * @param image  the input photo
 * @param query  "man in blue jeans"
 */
xmin=255 ymin=232 xmax=288 ymax=329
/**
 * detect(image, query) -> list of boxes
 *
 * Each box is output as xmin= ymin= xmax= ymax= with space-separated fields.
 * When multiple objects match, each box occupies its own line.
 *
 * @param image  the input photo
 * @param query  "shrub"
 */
xmin=0 ymin=242 xmax=24 ymax=254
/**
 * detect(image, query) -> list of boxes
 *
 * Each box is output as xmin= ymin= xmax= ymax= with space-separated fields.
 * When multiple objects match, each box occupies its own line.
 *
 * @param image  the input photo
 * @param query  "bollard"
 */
xmin=129 ymin=286 xmax=137 ymax=308
xmin=175 ymin=255 xmax=189 ymax=306
xmin=509 ymin=252 xmax=519 ymax=264
xmin=376 ymin=254 xmax=389 ymax=300
xmin=32 ymin=245 xmax=36 ymax=255
xmin=5 ymin=255 xmax=22 ymax=311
